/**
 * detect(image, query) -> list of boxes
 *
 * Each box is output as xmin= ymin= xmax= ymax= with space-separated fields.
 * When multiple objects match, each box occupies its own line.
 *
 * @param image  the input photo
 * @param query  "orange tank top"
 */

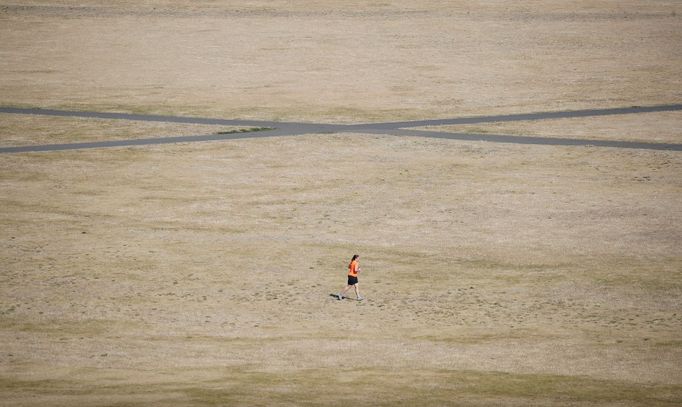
xmin=348 ymin=260 xmax=359 ymax=277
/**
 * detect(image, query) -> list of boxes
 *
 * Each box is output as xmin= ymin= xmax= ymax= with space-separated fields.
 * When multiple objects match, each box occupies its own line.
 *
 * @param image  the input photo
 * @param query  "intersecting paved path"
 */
xmin=1 ymin=104 xmax=681 ymax=153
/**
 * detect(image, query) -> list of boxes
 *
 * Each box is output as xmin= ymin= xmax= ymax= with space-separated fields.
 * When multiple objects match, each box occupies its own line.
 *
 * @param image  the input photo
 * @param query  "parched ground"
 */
xmin=1 ymin=1 xmax=681 ymax=406
xmin=0 ymin=114 xmax=249 ymax=147
xmin=1 ymin=0 xmax=681 ymax=122
xmin=418 ymin=111 xmax=682 ymax=144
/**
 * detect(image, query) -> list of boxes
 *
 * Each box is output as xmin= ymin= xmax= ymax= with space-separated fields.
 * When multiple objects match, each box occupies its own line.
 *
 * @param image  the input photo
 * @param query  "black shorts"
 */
xmin=347 ymin=275 xmax=358 ymax=285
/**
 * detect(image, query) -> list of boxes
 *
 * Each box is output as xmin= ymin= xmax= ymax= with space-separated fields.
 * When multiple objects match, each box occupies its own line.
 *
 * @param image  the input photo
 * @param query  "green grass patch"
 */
xmin=183 ymin=368 xmax=682 ymax=406
xmin=2 ymin=368 xmax=680 ymax=406
xmin=216 ymin=127 xmax=274 ymax=135
xmin=0 ymin=318 xmax=143 ymax=336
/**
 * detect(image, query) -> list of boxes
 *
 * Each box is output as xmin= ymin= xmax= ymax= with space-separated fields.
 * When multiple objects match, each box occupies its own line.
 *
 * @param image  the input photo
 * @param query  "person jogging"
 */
xmin=338 ymin=254 xmax=364 ymax=301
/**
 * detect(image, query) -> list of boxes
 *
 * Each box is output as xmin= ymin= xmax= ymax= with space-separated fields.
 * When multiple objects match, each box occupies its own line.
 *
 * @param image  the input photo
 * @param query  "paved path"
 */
xmin=1 ymin=104 xmax=681 ymax=153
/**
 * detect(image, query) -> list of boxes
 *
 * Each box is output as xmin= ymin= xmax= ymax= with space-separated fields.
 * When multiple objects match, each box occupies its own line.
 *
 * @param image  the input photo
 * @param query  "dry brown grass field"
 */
xmin=1 ymin=1 xmax=681 ymax=406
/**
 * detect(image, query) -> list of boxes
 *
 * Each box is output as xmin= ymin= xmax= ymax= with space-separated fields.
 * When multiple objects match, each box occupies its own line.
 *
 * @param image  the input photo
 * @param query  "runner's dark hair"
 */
xmin=350 ymin=254 xmax=359 ymax=265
